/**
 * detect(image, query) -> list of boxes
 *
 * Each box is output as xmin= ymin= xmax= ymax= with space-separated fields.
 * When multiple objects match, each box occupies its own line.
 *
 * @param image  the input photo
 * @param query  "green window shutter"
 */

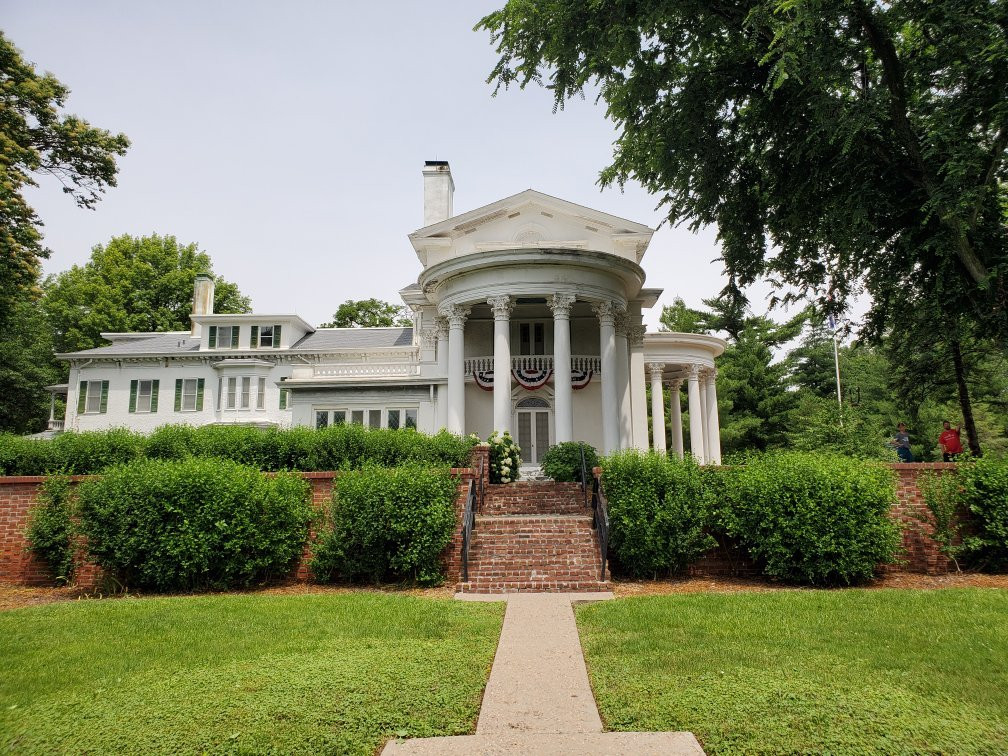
xmin=279 ymin=387 xmax=287 ymax=409
xmin=231 ymin=327 xmax=239 ymax=348
xmin=151 ymin=380 xmax=160 ymax=413
xmin=99 ymin=381 xmax=109 ymax=414
xmin=174 ymin=379 xmax=183 ymax=411
xmin=129 ymin=380 xmax=138 ymax=413
xmin=196 ymin=378 xmax=205 ymax=411
xmin=208 ymin=325 xmax=217 ymax=348
xmin=250 ymin=325 xmax=258 ymax=348
xmin=77 ymin=381 xmax=87 ymax=414
xmin=273 ymin=324 xmax=282 ymax=348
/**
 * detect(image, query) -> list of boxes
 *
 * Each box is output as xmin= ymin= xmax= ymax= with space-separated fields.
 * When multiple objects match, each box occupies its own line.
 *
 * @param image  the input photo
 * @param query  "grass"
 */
xmin=0 ymin=592 xmax=504 ymax=754
xmin=577 ymin=588 xmax=1008 ymax=754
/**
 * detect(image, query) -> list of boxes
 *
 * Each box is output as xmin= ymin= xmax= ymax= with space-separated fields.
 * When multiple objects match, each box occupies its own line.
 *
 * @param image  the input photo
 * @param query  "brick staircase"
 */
xmin=457 ymin=481 xmax=611 ymax=593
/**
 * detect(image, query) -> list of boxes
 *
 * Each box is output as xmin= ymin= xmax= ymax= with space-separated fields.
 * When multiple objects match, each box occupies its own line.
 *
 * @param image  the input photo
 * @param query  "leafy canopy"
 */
xmin=44 ymin=234 xmax=250 ymax=353
xmin=479 ymin=1 xmax=1008 ymax=337
xmin=321 ymin=298 xmax=412 ymax=328
xmin=0 ymin=32 xmax=129 ymax=327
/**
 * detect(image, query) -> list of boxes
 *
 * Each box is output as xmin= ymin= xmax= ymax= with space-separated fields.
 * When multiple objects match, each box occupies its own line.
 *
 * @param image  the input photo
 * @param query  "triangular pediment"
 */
xmin=408 ymin=189 xmax=654 ymax=267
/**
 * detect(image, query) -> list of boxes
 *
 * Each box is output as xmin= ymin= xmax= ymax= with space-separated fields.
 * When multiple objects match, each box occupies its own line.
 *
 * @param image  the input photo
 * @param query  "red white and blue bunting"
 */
xmin=471 ymin=366 xmax=594 ymax=390
xmin=512 ymin=364 xmax=552 ymax=390
xmin=571 ymin=366 xmax=593 ymax=390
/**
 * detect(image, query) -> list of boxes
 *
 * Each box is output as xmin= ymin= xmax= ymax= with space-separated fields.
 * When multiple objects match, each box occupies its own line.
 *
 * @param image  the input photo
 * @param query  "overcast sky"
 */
xmin=5 ymin=0 xmax=790 ymax=331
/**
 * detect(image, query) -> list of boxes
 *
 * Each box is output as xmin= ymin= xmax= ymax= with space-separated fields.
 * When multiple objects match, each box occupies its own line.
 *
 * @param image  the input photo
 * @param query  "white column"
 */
xmin=629 ymin=325 xmax=648 ymax=449
xmin=439 ymin=303 xmax=470 ymax=434
xmin=487 ymin=295 xmax=514 ymax=433
xmin=648 ymin=362 xmax=666 ymax=455
xmin=436 ymin=317 xmax=449 ymax=431
xmin=699 ymin=375 xmax=710 ymax=462
xmin=687 ymin=364 xmax=705 ymax=463
xmin=670 ymin=378 xmax=684 ymax=459
xmin=706 ymin=369 xmax=722 ymax=465
xmin=614 ymin=310 xmax=632 ymax=449
xmin=549 ymin=293 xmax=576 ymax=443
xmin=593 ymin=301 xmax=620 ymax=454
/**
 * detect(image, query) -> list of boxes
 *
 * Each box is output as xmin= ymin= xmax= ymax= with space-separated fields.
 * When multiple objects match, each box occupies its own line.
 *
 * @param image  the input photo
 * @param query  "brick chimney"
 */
xmin=423 ymin=160 xmax=454 ymax=226
xmin=190 ymin=273 xmax=215 ymax=338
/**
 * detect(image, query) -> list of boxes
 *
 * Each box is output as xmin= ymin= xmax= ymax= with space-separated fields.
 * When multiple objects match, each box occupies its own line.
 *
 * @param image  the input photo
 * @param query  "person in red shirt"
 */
xmin=938 ymin=421 xmax=964 ymax=461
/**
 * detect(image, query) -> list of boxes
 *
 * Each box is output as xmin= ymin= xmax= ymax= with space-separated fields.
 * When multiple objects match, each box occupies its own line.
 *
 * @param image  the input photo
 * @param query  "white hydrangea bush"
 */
xmin=487 ymin=430 xmax=521 ymax=483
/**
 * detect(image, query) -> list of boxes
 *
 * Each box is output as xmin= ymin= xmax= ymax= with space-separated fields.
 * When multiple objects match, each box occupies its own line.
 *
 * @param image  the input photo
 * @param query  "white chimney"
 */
xmin=422 ymin=160 xmax=454 ymax=226
xmin=191 ymin=273 xmax=215 ymax=337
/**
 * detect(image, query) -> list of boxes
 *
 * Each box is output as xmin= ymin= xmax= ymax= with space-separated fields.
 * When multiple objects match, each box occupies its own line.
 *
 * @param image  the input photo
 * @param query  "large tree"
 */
xmin=479 ymin=1 xmax=1008 ymax=339
xmin=0 ymin=294 xmax=61 ymax=434
xmin=44 ymin=234 xmax=250 ymax=353
xmin=0 ymin=32 xmax=129 ymax=327
xmin=321 ymin=299 xmax=412 ymax=328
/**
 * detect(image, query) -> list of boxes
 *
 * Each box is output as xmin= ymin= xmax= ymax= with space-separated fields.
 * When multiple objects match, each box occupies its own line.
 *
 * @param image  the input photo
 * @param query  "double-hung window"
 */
xmin=249 ymin=324 xmax=282 ymax=348
xmin=77 ymin=380 xmax=109 ymax=415
xmin=129 ymin=379 xmax=160 ymax=413
xmin=518 ymin=322 xmax=546 ymax=355
xmin=208 ymin=325 xmax=239 ymax=349
xmin=174 ymin=378 xmax=204 ymax=411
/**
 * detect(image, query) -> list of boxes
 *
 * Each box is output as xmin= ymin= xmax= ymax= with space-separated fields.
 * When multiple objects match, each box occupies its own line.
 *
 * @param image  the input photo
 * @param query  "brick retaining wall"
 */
xmin=0 ymin=458 xmax=961 ymax=588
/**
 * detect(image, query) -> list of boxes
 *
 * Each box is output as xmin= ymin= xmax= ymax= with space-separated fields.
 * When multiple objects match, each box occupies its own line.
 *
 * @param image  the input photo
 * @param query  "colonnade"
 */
xmin=434 ymin=295 xmax=721 ymax=463
xmin=647 ymin=363 xmax=721 ymax=465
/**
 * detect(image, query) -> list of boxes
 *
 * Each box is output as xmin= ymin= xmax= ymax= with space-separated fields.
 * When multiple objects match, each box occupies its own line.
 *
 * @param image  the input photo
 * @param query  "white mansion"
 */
xmin=56 ymin=162 xmax=725 ymax=464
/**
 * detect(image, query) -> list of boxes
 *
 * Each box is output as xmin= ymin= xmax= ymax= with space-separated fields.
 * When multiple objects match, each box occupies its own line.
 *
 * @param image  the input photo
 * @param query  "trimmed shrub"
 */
xmin=25 ymin=476 xmax=76 ymax=585
xmin=958 ymin=456 xmax=1008 ymax=570
xmin=918 ymin=470 xmax=969 ymax=571
xmin=76 ymin=458 xmax=313 ymax=592
xmin=310 ymin=464 xmax=457 ymax=586
xmin=601 ymin=451 xmax=716 ymax=577
xmin=719 ymin=452 xmax=901 ymax=586
xmin=487 ymin=431 xmax=520 ymax=483
xmin=0 ymin=425 xmax=476 ymax=475
xmin=542 ymin=442 xmax=599 ymax=483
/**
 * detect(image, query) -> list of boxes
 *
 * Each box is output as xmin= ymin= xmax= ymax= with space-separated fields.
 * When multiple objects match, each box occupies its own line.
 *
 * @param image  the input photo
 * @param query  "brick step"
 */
xmin=482 ymin=482 xmax=589 ymax=516
xmin=462 ymin=514 xmax=607 ymax=591
xmin=458 ymin=579 xmax=611 ymax=593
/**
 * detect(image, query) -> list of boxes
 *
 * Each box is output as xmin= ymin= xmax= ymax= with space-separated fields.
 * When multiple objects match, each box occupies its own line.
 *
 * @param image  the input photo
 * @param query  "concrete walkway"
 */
xmin=382 ymin=593 xmax=704 ymax=755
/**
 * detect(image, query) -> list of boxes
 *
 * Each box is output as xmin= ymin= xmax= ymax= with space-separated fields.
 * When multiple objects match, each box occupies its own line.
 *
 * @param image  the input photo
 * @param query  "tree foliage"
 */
xmin=0 ymin=32 xmax=129 ymax=327
xmin=479 ymin=1 xmax=1008 ymax=339
xmin=0 ymin=293 xmax=61 ymax=434
xmin=321 ymin=299 xmax=412 ymax=329
xmin=43 ymin=234 xmax=250 ymax=353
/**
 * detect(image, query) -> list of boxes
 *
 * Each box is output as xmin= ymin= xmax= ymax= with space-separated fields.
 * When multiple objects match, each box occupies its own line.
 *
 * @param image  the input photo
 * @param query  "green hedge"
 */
xmin=542 ymin=442 xmax=599 ymax=483
xmin=76 ymin=458 xmax=313 ymax=592
xmin=601 ymin=451 xmax=716 ymax=577
xmin=310 ymin=464 xmax=457 ymax=586
xmin=718 ymin=452 xmax=902 ymax=585
xmin=24 ymin=476 xmax=76 ymax=585
xmin=957 ymin=457 xmax=1008 ymax=570
xmin=0 ymin=425 xmax=475 ymax=476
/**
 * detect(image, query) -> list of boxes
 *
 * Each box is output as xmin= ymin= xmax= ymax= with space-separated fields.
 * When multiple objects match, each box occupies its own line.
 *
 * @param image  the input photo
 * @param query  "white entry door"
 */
xmin=515 ymin=398 xmax=551 ymax=464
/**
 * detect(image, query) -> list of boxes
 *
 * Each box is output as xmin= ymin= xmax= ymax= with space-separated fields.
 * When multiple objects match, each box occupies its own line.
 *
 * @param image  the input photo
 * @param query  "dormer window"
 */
xmin=250 ymin=324 xmax=282 ymax=348
xmin=208 ymin=325 xmax=239 ymax=349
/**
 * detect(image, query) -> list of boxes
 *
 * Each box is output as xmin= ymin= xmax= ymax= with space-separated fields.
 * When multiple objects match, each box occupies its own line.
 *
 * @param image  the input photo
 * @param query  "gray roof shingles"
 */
xmin=59 ymin=328 xmax=414 ymax=358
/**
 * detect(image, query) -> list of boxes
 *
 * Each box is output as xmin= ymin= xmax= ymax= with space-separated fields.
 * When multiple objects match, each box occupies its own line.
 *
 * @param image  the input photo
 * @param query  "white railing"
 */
xmin=464 ymin=355 xmax=601 ymax=374
xmin=313 ymin=362 xmax=420 ymax=378
xmin=48 ymin=419 xmax=65 ymax=431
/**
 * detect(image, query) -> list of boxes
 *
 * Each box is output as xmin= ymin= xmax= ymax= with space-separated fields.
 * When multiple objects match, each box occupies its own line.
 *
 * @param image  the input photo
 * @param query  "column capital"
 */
xmin=548 ymin=293 xmax=576 ymax=319
xmin=670 ymin=377 xmax=684 ymax=391
xmin=438 ymin=303 xmax=471 ymax=329
xmin=688 ymin=363 xmax=704 ymax=380
xmin=628 ymin=324 xmax=646 ymax=347
xmin=614 ymin=310 xmax=631 ymax=336
xmin=435 ymin=316 xmax=450 ymax=338
xmin=592 ymin=299 xmax=619 ymax=326
xmin=647 ymin=362 xmax=666 ymax=382
xmin=419 ymin=328 xmax=439 ymax=348
xmin=486 ymin=295 xmax=514 ymax=320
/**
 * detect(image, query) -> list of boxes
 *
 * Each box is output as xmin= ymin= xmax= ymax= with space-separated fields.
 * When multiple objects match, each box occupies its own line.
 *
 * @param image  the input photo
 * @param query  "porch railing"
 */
xmin=464 ymin=355 xmax=601 ymax=374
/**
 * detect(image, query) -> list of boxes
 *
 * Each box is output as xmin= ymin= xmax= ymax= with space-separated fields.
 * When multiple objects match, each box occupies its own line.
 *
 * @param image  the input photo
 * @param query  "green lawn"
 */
xmin=0 ymin=592 xmax=504 ymax=754
xmin=577 ymin=589 xmax=1008 ymax=754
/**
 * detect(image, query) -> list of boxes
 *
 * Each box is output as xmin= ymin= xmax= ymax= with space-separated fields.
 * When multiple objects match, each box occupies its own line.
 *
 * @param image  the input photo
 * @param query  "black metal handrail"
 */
xmin=591 ymin=473 xmax=610 ymax=582
xmin=579 ymin=442 xmax=588 ymax=507
xmin=460 ymin=477 xmax=477 ymax=582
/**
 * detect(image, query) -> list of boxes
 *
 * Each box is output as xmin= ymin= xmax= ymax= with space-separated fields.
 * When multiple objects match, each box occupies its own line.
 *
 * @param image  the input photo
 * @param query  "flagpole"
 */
xmin=829 ymin=314 xmax=842 ymax=424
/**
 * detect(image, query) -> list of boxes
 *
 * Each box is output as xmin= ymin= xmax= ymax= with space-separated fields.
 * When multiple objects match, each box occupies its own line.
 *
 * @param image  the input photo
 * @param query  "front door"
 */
xmin=515 ymin=397 xmax=551 ymax=464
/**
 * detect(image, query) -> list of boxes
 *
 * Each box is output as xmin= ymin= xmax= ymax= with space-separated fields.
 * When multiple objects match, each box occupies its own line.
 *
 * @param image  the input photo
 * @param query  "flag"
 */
xmin=827 ymin=314 xmax=837 ymax=331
